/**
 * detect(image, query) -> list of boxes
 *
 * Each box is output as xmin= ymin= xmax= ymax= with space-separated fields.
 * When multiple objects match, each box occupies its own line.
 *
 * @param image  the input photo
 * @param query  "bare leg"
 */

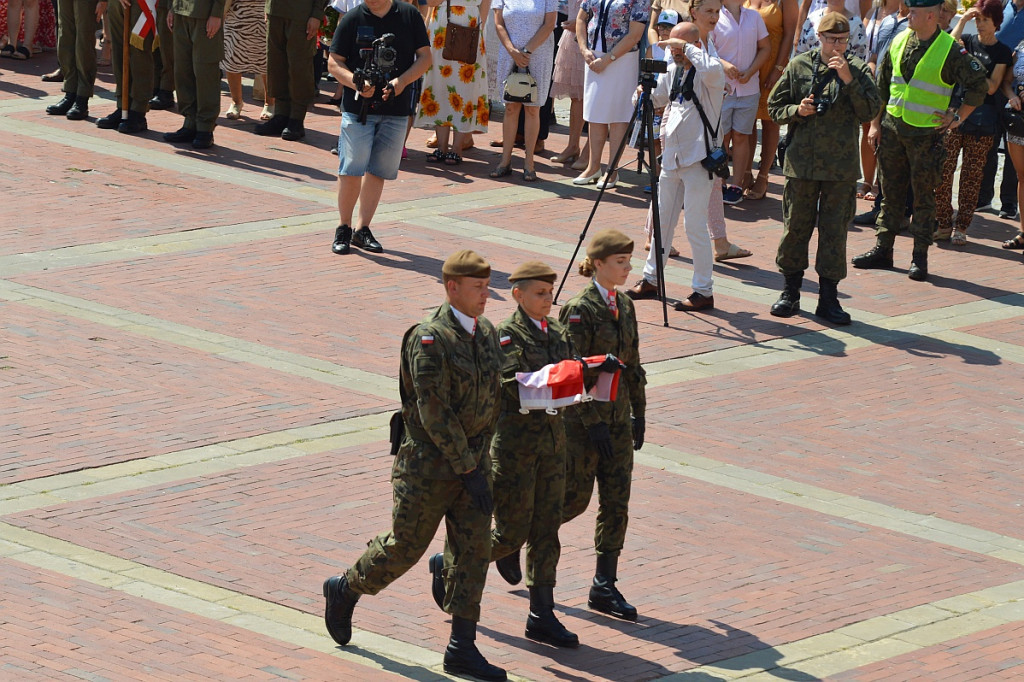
xmin=500 ymin=102 xmax=520 ymax=167
xmin=730 ymin=131 xmax=753 ymax=189
xmin=859 ymin=121 xmax=876 ymax=192
xmin=578 ymin=121 xmax=608 ymax=178
xmin=435 ymin=125 xmax=451 ymax=155
xmin=554 ymin=98 xmax=584 ymax=160
xmin=523 ymin=106 xmax=540 ymax=172
xmin=605 ymin=121 xmax=628 ymax=182
xmin=1010 ymin=143 xmax=1024 ymax=234
xmin=337 ymin=176 xmax=362 ymax=226
xmin=226 ymin=72 xmax=243 ymax=110
xmin=357 ymin=173 xmax=386 ymax=230
xmin=22 ymin=0 xmax=39 ymax=51
xmin=8 ymin=0 xmax=24 ymax=47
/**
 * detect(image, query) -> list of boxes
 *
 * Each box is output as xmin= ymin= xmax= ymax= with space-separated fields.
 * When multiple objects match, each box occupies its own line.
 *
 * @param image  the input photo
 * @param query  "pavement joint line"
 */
xmin=660 ymin=581 xmax=1024 ymax=680
xmin=0 ymin=522 xmax=473 ymax=681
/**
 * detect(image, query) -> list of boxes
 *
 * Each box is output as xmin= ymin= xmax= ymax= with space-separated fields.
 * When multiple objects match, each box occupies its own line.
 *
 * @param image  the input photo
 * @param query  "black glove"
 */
xmin=588 ymin=422 xmax=614 ymax=458
xmin=632 ymin=416 xmax=645 ymax=451
xmin=597 ymin=353 xmax=626 ymax=373
xmin=460 ymin=469 xmax=494 ymax=515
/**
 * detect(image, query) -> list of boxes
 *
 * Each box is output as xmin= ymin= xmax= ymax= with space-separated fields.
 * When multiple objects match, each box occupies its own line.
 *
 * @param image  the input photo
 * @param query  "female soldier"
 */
xmin=558 ymin=229 xmax=646 ymax=621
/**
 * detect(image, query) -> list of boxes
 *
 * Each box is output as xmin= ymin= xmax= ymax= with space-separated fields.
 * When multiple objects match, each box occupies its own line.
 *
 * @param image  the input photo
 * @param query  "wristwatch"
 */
xmin=523 ymin=49 xmax=531 ymax=55
xmin=609 ymin=53 xmax=617 ymax=61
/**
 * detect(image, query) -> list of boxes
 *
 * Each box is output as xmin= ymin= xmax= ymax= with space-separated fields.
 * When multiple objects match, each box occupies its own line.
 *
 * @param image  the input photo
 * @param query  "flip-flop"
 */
xmin=856 ymin=182 xmax=871 ymax=199
xmin=12 ymin=45 xmax=30 ymax=60
xmin=715 ymin=243 xmax=753 ymax=262
xmin=443 ymin=151 xmax=462 ymax=166
xmin=425 ymin=149 xmax=444 ymax=163
xmin=0 ymin=45 xmax=15 ymax=58
xmin=1002 ymin=233 xmax=1024 ymax=249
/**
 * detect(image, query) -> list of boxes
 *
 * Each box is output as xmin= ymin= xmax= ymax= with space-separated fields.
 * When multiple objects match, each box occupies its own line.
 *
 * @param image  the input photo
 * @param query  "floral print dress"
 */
xmin=417 ymin=1 xmax=490 ymax=133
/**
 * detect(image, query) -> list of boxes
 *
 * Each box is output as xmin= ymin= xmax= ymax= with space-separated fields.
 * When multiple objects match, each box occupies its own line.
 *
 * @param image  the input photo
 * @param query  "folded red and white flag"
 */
xmin=130 ymin=0 xmax=159 ymax=50
xmin=515 ymin=356 xmax=619 ymax=413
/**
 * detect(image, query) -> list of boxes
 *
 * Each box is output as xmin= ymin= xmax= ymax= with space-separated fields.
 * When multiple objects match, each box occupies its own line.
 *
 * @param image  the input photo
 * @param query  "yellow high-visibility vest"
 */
xmin=886 ymin=28 xmax=955 ymax=127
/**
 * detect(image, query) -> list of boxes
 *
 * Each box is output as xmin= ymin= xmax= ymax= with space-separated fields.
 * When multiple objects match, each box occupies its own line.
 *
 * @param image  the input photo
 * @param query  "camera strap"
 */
xmin=592 ymin=0 xmax=614 ymax=53
xmin=677 ymin=66 xmax=721 ymax=159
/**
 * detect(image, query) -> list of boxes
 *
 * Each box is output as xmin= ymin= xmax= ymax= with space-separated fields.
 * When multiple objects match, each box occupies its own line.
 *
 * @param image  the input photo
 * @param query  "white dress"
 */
xmin=495 ymin=0 xmax=559 ymax=105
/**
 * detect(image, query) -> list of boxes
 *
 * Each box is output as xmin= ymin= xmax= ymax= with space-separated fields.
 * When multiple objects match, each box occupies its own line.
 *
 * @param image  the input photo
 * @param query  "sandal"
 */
xmin=260 ymin=104 xmax=273 ymax=121
xmin=12 ymin=45 xmax=30 ymax=60
xmin=224 ymin=102 xmax=243 ymax=120
xmin=863 ymin=186 xmax=878 ymax=202
xmin=1002 ymin=233 xmax=1024 ymax=249
xmin=426 ymin=149 xmax=444 ymax=163
xmin=856 ymin=182 xmax=871 ymax=199
xmin=0 ymin=45 xmax=14 ymax=58
xmin=744 ymin=174 xmax=769 ymax=200
xmin=523 ymin=168 xmax=538 ymax=182
xmin=426 ymin=135 xmax=438 ymax=149
xmin=714 ymin=243 xmax=753 ymax=262
xmin=443 ymin=151 xmax=461 ymax=165
xmin=951 ymin=229 xmax=968 ymax=246
xmin=489 ymin=164 xmax=512 ymax=178
xmin=933 ymin=227 xmax=953 ymax=241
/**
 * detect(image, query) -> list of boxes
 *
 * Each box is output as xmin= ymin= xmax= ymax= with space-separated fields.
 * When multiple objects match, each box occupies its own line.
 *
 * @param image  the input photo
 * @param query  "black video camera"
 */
xmin=352 ymin=29 xmax=398 ymax=124
xmin=701 ymin=147 xmax=730 ymax=179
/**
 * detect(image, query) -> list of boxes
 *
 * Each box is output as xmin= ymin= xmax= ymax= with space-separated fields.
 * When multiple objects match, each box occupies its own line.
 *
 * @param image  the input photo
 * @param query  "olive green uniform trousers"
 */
xmin=778 ymin=178 xmax=857 ymax=281
xmin=57 ymin=0 xmax=99 ymax=98
xmin=107 ymin=0 xmax=155 ymax=113
xmin=266 ymin=16 xmax=317 ymax=121
xmin=173 ymin=15 xmax=223 ymax=132
xmin=156 ymin=0 xmax=175 ymax=92
xmin=876 ymin=125 xmax=946 ymax=251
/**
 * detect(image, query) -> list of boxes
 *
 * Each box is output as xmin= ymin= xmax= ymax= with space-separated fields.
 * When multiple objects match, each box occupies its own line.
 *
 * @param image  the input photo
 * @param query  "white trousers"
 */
xmin=643 ymin=162 xmax=715 ymax=297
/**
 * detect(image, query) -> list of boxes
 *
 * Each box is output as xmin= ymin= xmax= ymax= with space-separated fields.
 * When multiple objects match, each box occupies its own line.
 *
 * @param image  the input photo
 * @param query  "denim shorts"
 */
xmin=721 ymin=93 xmax=759 ymax=135
xmin=337 ymin=112 xmax=407 ymax=180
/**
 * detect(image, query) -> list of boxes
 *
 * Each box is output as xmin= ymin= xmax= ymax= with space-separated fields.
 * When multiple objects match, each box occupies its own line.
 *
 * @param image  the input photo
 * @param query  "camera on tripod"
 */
xmin=352 ymin=29 xmax=398 ymax=123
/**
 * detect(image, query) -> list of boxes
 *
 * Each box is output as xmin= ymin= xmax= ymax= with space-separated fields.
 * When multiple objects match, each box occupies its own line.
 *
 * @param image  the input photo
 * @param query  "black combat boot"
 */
xmin=525 ymin=585 xmax=579 ymax=648
xmin=443 ymin=616 xmax=507 ymax=682
xmin=495 ymin=549 xmax=522 ymax=585
xmin=191 ymin=131 xmax=214 ymax=149
xmin=908 ymin=249 xmax=928 ymax=281
xmin=322 ymin=574 xmax=360 ymax=646
xmin=770 ymin=271 xmax=802 ymax=318
xmin=96 ymin=108 xmax=123 ymax=130
xmin=281 ymin=118 xmax=306 ymax=141
xmin=254 ymin=114 xmax=288 ymax=136
xmin=149 ymin=89 xmax=175 ymax=110
xmin=588 ymin=552 xmax=637 ymax=621
xmin=851 ymin=244 xmax=894 ymax=269
xmin=65 ymin=96 xmax=89 ymax=121
xmin=46 ymin=92 xmax=76 ymax=116
xmin=117 ymin=110 xmax=148 ymax=134
xmin=163 ymin=126 xmax=196 ymax=143
xmin=814 ymin=278 xmax=852 ymax=325
xmin=428 ymin=552 xmax=446 ymax=611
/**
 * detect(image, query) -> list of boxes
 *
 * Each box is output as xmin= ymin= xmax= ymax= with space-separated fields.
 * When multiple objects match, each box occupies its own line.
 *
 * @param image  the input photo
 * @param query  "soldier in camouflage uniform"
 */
xmin=559 ymin=229 xmax=647 ymax=622
xmin=323 ymin=250 xmax=507 ymax=682
xmin=853 ymin=0 xmax=988 ymax=281
xmin=767 ymin=12 xmax=881 ymax=325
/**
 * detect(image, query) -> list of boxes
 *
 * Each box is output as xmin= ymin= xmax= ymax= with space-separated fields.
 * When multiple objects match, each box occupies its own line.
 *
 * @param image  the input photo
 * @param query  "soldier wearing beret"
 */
xmin=255 ymin=0 xmax=324 ymax=141
xmin=428 ymin=261 xmax=582 ymax=649
xmin=165 ymin=0 xmax=226 ymax=149
xmin=767 ymin=12 xmax=882 ymax=324
xmin=46 ymin=0 xmax=107 ymax=121
xmin=853 ymin=0 xmax=988 ymax=281
xmin=323 ymin=250 xmax=507 ymax=682
xmin=558 ymin=229 xmax=647 ymax=622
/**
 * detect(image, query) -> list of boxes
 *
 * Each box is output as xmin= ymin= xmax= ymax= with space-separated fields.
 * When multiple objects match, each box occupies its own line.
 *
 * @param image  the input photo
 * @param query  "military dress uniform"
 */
xmin=151 ymin=0 xmax=177 ymax=109
xmin=767 ymin=13 xmax=882 ymax=324
xmin=47 ymin=0 xmax=104 ymax=119
xmin=323 ymin=250 xmax=507 ymax=682
xmin=97 ymin=0 xmax=157 ymax=133
xmin=167 ymin=0 xmax=225 ymax=148
xmin=854 ymin=0 xmax=987 ymax=280
xmin=559 ymin=230 xmax=647 ymax=622
xmin=256 ymin=0 xmax=324 ymax=140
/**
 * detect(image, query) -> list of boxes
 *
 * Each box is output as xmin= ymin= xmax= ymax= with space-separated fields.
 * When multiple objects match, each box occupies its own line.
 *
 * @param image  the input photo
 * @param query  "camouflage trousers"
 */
xmin=778 ymin=177 xmax=856 ymax=281
xmin=876 ymin=126 xmax=946 ymax=251
xmin=488 ymin=425 xmax=566 ymax=587
xmin=562 ymin=418 xmax=633 ymax=556
xmin=345 ymin=472 xmax=491 ymax=622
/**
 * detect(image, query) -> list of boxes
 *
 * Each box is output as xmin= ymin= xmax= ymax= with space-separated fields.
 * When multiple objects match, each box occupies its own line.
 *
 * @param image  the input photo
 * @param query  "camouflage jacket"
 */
xmin=558 ymin=282 xmax=646 ymax=427
xmin=171 ymin=0 xmax=225 ymax=19
xmin=768 ymin=49 xmax=881 ymax=182
xmin=394 ymin=302 xmax=503 ymax=480
xmin=491 ymin=307 xmax=577 ymax=453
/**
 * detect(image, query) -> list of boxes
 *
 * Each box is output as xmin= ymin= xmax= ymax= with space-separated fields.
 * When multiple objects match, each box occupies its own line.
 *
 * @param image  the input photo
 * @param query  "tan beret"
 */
xmin=586 ymin=229 xmax=634 ymax=261
xmin=442 ymin=250 xmax=491 ymax=278
xmin=509 ymin=260 xmax=558 ymax=284
xmin=817 ymin=11 xmax=850 ymax=34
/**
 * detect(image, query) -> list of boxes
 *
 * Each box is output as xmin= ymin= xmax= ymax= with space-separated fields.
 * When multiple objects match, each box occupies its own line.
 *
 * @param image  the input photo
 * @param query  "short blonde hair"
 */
xmin=941 ymin=0 xmax=957 ymax=13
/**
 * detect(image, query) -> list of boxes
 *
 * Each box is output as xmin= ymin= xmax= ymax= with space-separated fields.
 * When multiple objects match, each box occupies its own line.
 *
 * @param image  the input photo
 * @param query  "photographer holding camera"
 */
xmin=767 ymin=11 xmax=880 ymax=325
xmin=626 ymin=9 xmax=726 ymax=313
xmin=328 ymin=0 xmax=432 ymax=256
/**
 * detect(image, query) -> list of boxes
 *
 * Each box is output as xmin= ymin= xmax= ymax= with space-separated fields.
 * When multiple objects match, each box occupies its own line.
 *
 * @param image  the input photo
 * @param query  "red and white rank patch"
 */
xmin=421 ymin=335 xmax=435 ymax=345
xmin=568 ymin=314 xmax=582 ymax=323
xmin=499 ymin=335 xmax=512 ymax=346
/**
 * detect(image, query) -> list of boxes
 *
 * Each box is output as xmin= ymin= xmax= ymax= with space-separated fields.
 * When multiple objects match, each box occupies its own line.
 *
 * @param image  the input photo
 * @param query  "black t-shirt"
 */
xmin=331 ymin=1 xmax=430 ymax=116
xmin=962 ymin=33 xmax=1012 ymax=107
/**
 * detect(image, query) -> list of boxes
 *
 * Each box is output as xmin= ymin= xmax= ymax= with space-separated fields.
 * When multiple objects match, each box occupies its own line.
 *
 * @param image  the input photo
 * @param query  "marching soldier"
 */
xmin=853 ymin=0 xmax=987 ymax=281
xmin=164 ymin=0 xmax=225 ymax=149
xmin=97 ymin=0 xmax=157 ymax=134
xmin=47 ymin=0 xmax=107 ymax=120
xmin=767 ymin=12 xmax=882 ymax=324
xmin=428 ymin=261 xmax=584 ymax=649
xmin=323 ymin=250 xmax=507 ymax=682
xmin=255 ymin=0 xmax=323 ymax=141
xmin=559 ymin=229 xmax=647 ymax=622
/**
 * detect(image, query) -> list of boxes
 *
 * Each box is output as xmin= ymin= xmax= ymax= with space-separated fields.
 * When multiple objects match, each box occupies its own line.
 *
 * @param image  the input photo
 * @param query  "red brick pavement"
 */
xmin=0 ymin=557 xmax=399 ymax=681
xmin=0 ymin=300 xmax=390 ymax=484
xmin=828 ymin=622 xmax=1024 ymax=680
xmin=9 ymin=442 xmax=1024 ymax=681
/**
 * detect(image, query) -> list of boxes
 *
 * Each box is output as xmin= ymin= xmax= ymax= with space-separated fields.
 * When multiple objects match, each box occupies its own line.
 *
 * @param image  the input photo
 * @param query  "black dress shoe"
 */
xmin=332 ymin=224 xmax=352 ymax=255
xmin=495 ymin=550 xmax=522 ymax=585
xmin=164 ymin=126 xmax=197 ymax=143
xmin=428 ymin=552 xmax=445 ymax=610
xmin=65 ymin=97 xmax=89 ymax=121
xmin=851 ymin=246 xmax=894 ymax=269
xmin=191 ymin=131 xmax=214 ymax=149
xmin=322 ymin=575 xmax=359 ymax=646
xmin=351 ymin=226 xmax=382 ymax=253
xmin=46 ymin=93 xmax=76 ymax=115
xmin=149 ymin=90 xmax=175 ymax=110
xmin=852 ymin=208 xmax=879 ymax=226
xmin=281 ymin=119 xmax=305 ymax=141
xmin=908 ymin=251 xmax=928 ymax=281
xmin=254 ymin=114 xmax=288 ymax=136
xmin=117 ymin=111 xmax=148 ymax=134
xmin=96 ymin=109 xmax=122 ymax=129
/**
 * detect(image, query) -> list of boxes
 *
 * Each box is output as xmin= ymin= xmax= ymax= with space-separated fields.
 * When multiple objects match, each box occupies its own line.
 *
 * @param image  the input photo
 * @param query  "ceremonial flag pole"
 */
xmin=120 ymin=0 xmax=132 ymax=121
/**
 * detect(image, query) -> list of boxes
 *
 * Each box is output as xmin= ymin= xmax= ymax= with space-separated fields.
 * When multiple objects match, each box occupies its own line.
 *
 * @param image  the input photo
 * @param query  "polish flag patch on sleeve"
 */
xmin=568 ymin=314 xmax=582 ymax=323
xmin=421 ymin=335 xmax=435 ymax=345
xmin=499 ymin=335 xmax=512 ymax=346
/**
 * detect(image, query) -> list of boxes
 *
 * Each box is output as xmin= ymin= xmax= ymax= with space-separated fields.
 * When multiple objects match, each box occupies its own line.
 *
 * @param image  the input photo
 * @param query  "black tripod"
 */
xmin=555 ymin=60 xmax=670 ymax=328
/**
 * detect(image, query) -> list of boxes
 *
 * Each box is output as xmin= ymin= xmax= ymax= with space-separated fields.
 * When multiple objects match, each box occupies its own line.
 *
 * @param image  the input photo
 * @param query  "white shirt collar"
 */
xmin=450 ymin=305 xmax=477 ymax=336
xmin=592 ymin=279 xmax=613 ymax=305
xmin=529 ymin=316 xmax=546 ymax=331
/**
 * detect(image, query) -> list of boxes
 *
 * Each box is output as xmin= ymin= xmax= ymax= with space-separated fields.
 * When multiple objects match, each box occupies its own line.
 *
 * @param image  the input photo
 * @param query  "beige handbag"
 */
xmin=503 ymin=66 xmax=538 ymax=103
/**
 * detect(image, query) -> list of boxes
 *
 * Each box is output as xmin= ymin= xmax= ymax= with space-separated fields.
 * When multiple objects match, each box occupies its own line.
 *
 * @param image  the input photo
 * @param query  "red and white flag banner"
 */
xmin=130 ymin=0 xmax=159 ymax=50
xmin=515 ymin=356 xmax=620 ymax=414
